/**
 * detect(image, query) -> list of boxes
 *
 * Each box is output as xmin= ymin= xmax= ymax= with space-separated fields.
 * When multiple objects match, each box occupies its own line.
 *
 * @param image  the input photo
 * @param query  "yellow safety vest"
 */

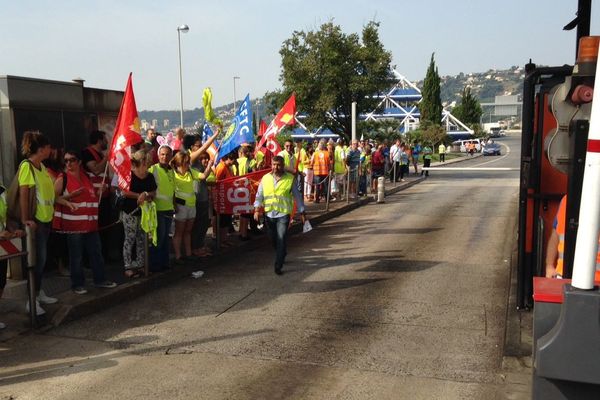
xmin=261 ymin=173 xmax=294 ymax=215
xmin=141 ymin=201 xmax=158 ymax=246
xmin=149 ymin=164 xmax=175 ymax=211
xmin=334 ymin=146 xmax=346 ymax=174
xmin=237 ymin=157 xmax=250 ymax=176
xmin=18 ymin=162 xmax=55 ymax=223
xmin=0 ymin=185 xmax=7 ymax=231
xmin=278 ymin=150 xmax=292 ymax=168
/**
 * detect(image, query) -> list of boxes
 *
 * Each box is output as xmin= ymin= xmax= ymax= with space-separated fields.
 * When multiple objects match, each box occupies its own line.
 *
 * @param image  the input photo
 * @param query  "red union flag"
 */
xmin=257 ymin=94 xmax=296 ymax=154
xmin=109 ymin=73 xmax=142 ymax=190
xmin=212 ymin=169 xmax=270 ymax=215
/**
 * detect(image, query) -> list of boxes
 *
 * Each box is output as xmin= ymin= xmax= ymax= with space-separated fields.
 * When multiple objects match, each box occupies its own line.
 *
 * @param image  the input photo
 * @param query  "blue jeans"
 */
xmin=67 ymin=232 xmax=106 ymax=288
xmin=265 ymin=215 xmax=290 ymax=269
xmin=33 ymin=221 xmax=51 ymax=294
xmin=149 ymin=211 xmax=173 ymax=271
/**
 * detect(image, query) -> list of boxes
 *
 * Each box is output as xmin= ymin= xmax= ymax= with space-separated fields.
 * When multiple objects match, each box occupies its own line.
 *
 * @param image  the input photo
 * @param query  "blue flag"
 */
xmin=215 ymin=94 xmax=254 ymax=163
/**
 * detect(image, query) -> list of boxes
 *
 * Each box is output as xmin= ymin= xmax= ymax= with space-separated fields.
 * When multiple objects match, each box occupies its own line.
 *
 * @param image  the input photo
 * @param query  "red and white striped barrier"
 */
xmin=0 ymin=237 xmax=25 ymax=260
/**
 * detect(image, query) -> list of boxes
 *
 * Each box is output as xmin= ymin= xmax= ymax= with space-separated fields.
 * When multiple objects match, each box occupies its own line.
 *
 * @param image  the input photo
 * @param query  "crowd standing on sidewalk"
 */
xmin=0 ymin=126 xmax=454 ymax=328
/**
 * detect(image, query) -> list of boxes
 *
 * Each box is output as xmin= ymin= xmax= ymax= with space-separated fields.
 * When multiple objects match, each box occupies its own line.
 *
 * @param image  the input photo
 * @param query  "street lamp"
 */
xmin=233 ymin=76 xmax=240 ymax=112
xmin=177 ymin=24 xmax=189 ymax=128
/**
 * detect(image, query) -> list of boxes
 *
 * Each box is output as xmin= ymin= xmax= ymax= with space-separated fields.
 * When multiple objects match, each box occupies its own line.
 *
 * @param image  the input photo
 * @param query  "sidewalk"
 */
xmin=0 ymin=153 xmax=474 ymax=341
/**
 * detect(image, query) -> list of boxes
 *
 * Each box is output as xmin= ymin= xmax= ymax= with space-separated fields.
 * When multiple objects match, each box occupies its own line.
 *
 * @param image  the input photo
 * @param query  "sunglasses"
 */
xmin=64 ymin=157 xmax=78 ymax=163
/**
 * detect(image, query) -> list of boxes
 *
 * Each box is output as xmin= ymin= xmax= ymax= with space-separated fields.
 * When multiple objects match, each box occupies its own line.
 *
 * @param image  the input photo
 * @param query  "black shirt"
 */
xmin=122 ymin=172 xmax=157 ymax=214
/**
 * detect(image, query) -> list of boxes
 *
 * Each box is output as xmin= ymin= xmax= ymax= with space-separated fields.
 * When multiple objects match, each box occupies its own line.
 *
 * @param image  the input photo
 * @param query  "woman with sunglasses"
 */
xmin=53 ymin=150 xmax=116 ymax=294
xmin=170 ymin=151 xmax=213 ymax=263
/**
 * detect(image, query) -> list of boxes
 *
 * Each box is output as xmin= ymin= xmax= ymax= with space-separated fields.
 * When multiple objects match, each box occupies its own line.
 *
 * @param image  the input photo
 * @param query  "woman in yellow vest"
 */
xmin=171 ymin=151 xmax=213 ymax=263
xmin=148 ymin=145 xmax=175 ymax=271
xmin=17 ymin=131 xmax=57 ymax=315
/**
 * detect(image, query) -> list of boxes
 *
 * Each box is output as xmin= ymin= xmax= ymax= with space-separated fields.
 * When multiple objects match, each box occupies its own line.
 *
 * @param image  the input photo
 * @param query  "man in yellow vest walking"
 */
xmin=254 ymin=156 xmax=306 ymax=275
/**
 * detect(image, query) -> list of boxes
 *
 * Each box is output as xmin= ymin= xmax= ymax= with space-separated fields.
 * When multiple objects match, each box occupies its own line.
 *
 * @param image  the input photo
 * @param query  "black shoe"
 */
xmin=274 ymin=264 xmax=283 ymax=275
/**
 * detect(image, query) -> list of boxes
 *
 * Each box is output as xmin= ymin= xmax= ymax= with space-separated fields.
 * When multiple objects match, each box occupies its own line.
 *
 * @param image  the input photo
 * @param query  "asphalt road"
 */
xmin=0 ymin=134 xmax=523 ymax=400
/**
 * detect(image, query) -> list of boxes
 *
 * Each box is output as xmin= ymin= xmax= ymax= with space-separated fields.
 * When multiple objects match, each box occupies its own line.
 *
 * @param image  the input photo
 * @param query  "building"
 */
xmin=0 ymin=75 xmax=123 ymax=184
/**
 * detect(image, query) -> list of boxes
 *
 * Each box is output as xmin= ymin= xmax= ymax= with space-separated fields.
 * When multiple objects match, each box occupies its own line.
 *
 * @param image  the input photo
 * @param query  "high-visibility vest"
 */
xmin=439 ymin=144 xmax=446 ymax=154
xmin=278 ymin=150 xmax=295 ymax=169
xmin=0 ymin=185 xmax=7 ymax=231
xmin=261 ymin=173 xmax=294 ymax=215
xmin=237 ymin=157 xmax=250 ymax=176
xmin=313 ymin=150 xmax=330 ymax=176
xmin=85 ymin=146 xmax=109 ymax=199
xmin=556 ymin=195 xmax=600 ymax=280
xmin=174 ymin=170 xmax=199 ymax=207
xmin=149 ymin=164 xmax=175 ymax=212
xmin=334 ymin=146 xmax=346 ymax=174
xmin=52 ymin=171 xmax=99 ymax=233
xmin=18 ymin=161 xmax=55 ymax=223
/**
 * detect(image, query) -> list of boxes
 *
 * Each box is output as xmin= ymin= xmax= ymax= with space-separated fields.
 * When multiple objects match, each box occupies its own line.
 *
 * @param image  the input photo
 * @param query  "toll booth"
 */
xmin=0 ymin=75 xmax=123 ymax=185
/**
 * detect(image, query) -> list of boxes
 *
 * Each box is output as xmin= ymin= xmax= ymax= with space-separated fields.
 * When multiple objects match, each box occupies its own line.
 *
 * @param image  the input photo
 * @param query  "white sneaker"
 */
xmin=25 ymin=300 xmax=46 ymax=316
xmin=0 ymin=321 xmax=6 ymax=330
xmin=37 ymin=290 xmax=58 ymax=304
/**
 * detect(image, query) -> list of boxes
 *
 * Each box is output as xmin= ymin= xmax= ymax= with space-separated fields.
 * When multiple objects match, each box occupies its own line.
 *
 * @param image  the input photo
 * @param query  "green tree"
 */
xmin=420 ymin=53 xmax=442 ymax=127
xmin=452 ymin=86 xmax=482 ymax=125
xmin=277 ymin=21 xmax=394 ymax=142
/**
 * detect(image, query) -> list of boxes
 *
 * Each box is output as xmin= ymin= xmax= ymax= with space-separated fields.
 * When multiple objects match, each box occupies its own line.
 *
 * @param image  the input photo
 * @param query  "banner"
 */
xmin=256 ymin=94 xmax=296 ymax=155
xmin=201 ymin=123 xmax=219 ymax=158
xmin=202 ymin=87 xmax=222 ymax=126
xmin=109 ymin=73 xmax=143 ymax=191
xmin=215 ymin=94 xmax=254 ymax=163
xmin=212 ymin=169 xmax=270 ymax=215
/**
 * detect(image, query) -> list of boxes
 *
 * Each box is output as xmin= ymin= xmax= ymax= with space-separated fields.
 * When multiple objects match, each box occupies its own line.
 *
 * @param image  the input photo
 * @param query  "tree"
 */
xmin=452 ymin=86 xmax=482 ymax=125
xmin=277 ymin=21 xmax=394 ymax=142
xmin=420 ymin=53 xmax=442 ymax=127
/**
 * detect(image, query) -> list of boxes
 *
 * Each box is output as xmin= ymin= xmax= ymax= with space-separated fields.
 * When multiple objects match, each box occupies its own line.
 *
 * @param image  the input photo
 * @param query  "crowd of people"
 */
xmin=0 ymin=127 xmax=447 ymax=329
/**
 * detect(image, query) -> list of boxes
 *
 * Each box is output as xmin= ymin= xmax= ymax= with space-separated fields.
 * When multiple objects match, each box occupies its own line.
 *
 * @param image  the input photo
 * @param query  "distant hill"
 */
xmin=417 ymin=65 xmax=525 ymax=106
xmin=140 ymin=67 xmax=525 ymax=130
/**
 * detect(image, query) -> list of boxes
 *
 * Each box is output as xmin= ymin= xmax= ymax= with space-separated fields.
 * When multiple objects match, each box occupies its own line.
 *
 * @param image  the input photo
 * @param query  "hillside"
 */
xmin=140 ymin=66 xmax=525 ymax=130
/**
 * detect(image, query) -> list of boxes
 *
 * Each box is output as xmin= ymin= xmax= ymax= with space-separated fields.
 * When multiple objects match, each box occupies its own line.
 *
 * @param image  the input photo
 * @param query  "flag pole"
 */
xmin=97 ymin=158 xmax=110 ymax=201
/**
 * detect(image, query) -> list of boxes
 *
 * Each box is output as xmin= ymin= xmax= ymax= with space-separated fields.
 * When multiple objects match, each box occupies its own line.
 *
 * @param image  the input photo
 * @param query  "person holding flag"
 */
xmin=253 ymin=155 xmax=306 ymax=275
xmin=256 ymin=94 xmax=296 ymax=163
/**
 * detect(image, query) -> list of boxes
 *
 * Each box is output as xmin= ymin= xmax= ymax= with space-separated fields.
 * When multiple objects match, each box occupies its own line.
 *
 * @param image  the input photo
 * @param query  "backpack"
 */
xmin=372 ymin=151 xmax=385 ymax=168
xmin=6 ymin=160 xmax=37 ymax=225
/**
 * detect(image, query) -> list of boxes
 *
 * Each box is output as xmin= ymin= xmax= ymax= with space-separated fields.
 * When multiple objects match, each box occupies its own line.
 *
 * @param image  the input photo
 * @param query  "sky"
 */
xmin=1 ymin=0 xmax=598 ymax=111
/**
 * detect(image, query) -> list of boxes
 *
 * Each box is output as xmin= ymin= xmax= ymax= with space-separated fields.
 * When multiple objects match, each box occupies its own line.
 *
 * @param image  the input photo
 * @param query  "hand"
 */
xmin=71 ymin=187 xmax=85 ymax=197
xmin=0 ymin=231 xmax=12 ymax=239
xmin=545 ymin=265 xmax=557 ymax=278
xmin=253 ymin=211 xmax=261 ymax=222
xmin=13 ymin=229 xmax=25 ymax=238
xmin=67 ymin=201 xmax=79 ymax=211
xmin=137 ymin=192 xmax=148 ymax=206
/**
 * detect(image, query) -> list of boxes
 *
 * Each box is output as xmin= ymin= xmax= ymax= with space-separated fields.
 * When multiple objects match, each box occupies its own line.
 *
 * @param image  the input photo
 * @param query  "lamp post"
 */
xmin=233 ymin=76 xmax=240 ymax=112
xmin=177 ymin=24 xmax=189 ymax=128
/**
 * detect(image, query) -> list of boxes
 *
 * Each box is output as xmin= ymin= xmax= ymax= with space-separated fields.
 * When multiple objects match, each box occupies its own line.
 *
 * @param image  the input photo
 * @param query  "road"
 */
xmin=0 ymin=135 xmax=523 ymax=399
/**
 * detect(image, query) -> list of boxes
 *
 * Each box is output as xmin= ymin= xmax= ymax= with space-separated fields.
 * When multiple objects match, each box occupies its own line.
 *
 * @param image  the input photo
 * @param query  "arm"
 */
xmin=198 ymin=159 xmax=215 ymax=180
xmin=545 ymin=229 xmax=560 ymax=278
xmin=84 ymin=150 xmax=108 ymax=175
xmin=19 ymin=185 xmax=35 ymax=228
xmin=190 ymin=130 xmax=219 ymax=163
xmin=53 ymin=176 xmax=81 ymax=211
xmin=253 ymin=181 xmax=264 ymax=221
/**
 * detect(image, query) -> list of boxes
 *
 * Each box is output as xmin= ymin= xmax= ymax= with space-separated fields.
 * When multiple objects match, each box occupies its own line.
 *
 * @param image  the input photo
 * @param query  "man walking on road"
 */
xmin=254 ymin=156 xmax=306 ymax=275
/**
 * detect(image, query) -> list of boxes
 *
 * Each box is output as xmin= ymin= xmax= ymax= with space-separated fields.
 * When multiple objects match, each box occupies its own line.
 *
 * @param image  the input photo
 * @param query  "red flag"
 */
xmin=258 ymin=119 xmax=268 ymax=137
xmin=257 ymin=94 xmax=296 ymax=154
xmin=109 ymin=73 xmax=143 ymax=191
xmin=212 ymin=169 xmax=271 ymax=215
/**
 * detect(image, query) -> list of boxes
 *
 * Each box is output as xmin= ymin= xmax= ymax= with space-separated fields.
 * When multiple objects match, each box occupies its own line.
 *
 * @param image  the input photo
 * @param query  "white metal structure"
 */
xmin=364 ymin=69 xmax=473 ymax=135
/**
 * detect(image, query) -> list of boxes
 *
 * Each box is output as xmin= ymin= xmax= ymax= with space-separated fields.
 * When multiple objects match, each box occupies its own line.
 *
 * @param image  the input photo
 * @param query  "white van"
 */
xmin=451 ymin=138 xmax=482 ymax=153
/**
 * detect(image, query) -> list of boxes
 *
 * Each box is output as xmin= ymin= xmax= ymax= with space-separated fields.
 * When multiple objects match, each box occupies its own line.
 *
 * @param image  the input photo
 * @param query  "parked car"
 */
xmin=482 ymin=142 xmax=501 ymax=156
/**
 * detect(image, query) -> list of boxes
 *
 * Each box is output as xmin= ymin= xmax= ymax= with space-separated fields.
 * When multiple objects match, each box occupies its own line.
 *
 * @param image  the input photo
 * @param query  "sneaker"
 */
xmin=25 ymin=300 xmax=46 ymax=316
xmin=37 ymin=290 xmax=58 ymax=304
xmin=0 ymin=322 xmax=6 ymax=330
xmin=72 ymin=286 xmax=88 ymax=295
xmin=94 ymin=281 xmax=117 ymax=289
